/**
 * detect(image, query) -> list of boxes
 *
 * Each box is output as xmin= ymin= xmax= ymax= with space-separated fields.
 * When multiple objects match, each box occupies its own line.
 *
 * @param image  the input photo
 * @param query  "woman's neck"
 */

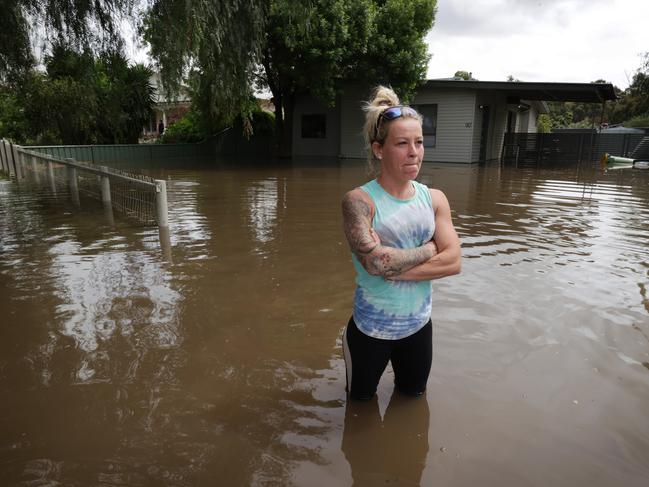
xmin=376 ymin=174 xmax=414 ymax=200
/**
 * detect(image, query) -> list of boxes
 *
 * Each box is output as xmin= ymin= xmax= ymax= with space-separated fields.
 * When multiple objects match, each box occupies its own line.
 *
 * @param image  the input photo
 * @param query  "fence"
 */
xmin=0 ymin=139 xmax=168 ymax=228
xmin=501 ymin=132 xmax=647 ymax=167
xmin=25 ymin=141 xmax=210 ymax=165
xmin=24 ymin=128 xmax=274 ymax=164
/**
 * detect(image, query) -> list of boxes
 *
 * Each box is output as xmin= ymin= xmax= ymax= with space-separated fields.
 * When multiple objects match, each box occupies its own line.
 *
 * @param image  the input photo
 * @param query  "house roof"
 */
xmin=423 ymin=79 xmax=616 ymax=103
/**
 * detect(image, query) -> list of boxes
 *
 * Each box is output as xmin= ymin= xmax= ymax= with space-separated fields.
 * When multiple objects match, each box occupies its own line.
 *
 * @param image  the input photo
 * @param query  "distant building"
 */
xmin=291 ymin=79 xmax=616 ymax=163
xmin=142 ymin=72 xmax=191 ymax=139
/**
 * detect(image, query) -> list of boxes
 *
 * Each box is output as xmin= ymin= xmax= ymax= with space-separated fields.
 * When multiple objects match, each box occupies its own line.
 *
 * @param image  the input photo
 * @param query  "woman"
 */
xmin=341 ymin=86 xmax=461 ymax=400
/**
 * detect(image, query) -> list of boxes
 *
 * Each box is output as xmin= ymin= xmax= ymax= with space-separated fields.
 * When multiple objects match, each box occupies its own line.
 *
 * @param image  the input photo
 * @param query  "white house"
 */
xmin=142 ymin=72 xmax=192 ymax=138
xmin=291 ymin=79 xmax=616 ymax=163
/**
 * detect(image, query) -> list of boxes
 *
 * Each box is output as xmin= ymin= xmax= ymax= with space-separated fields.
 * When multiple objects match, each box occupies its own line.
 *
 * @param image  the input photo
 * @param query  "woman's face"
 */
xmin=373 ymin=117 xmax=424 ymax=182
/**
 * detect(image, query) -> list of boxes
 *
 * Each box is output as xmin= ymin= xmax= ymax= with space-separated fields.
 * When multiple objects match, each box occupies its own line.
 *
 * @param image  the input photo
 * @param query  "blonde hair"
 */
xmin=362 ymin=85 xmax=422 ymax=174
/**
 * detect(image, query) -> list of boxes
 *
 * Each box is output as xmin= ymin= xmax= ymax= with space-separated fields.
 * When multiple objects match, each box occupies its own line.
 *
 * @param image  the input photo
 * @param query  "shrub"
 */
xmin=160 ymin=111 xmax=205 ymax=143
xmin=625 ymin=113 xmax=649 ymax=128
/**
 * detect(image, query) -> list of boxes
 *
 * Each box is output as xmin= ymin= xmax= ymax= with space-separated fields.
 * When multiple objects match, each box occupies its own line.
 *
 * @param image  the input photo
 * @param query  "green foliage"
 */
xmin=1 ymin=0 xmax=137 ymax=79
xmin=0 ymin=0 xmax=33 ymax=79
xmin=143 ymin=0 xmax=267 ymax=133
xmin=537 ymin=114 xmax=552 ymax=133
xmin=160 ymin=111 xmax=205 ymax=144
xmin=255 ymin=0 xmax=436 ymax=155
xmin=0 ymin=88 xmax=28 ymax=142
xmin=455 ymin=71 xmax=476 ymax=81
xmin=624 ymin=113 xmax=649 ymax=128
xmin=143 ymin=0 xmax=436 ymax=155
xmin=545 ymin=54 xmax=649 ymax=129
xmin=93 ymin=51 xmax=155 ymax=143
xmin=536 ymin=100 xmax=607 ymax=131
xmin=0 ymin=44 xmax=154 ymax=144
xmin=161 ymin=105 xmax=275 ymax=144
xmin=609 ymin=58 xmax=649 ymax=126
xmin=360 ymin=0 xmax=437 ymax=101
xmin=262 ymin=0 xmax=370 ymax=104
xmin=237 ymin=110 xmax=275 ymax=137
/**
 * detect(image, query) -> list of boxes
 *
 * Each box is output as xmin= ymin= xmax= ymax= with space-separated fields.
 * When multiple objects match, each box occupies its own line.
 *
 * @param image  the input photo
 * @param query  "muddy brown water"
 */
xmin=1 ymin=159 xmax=648 ymax=486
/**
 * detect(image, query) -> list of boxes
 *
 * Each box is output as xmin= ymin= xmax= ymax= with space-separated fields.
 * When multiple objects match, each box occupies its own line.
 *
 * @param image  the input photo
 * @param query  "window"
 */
xmin=301 ymin=114 xmax=327 ymax=139
xmin=414 ymin=104 xmax=437 ymax=147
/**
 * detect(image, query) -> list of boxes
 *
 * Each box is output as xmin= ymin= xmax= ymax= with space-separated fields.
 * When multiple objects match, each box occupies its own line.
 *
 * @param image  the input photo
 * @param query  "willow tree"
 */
xmin=142 ymin=0 xmax=269 ymax=133
xmin=1 ymin=0 xmax=136 ymax=79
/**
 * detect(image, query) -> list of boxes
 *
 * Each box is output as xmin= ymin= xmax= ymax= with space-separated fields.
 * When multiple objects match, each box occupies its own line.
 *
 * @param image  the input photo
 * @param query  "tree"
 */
xmin=0 ymin=44 xmax=153 ymax=144
xmin=537 ymin=114 xmax=552 ymax=133
xmin=258 ymin=0 xmax=373 ymax=157
xmin=454 ymin=70 xmax=476 ymax=81
xmin=541 ymin=54 xmax=649 ymax=129
xmin=94 ymin=51 xmax=155 ymax=143
xmin=143 ymin=0 xmax=436 ymax=157
xmin=359 ymin=0 xmax=436 ymax=98
xmin=1 ymin=0 xmax=137 ymax=80
xmin=142 ymin=0 xmax=268 ymax=134
xmin=258 ymin=0 xmax=436 ymax=156
xmin=612 ymin=53 xmax=649 ymax=124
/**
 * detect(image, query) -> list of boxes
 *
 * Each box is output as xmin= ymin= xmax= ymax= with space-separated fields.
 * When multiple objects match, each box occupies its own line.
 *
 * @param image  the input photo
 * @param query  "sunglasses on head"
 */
xmin=375 ymin=105 xmax=419 ymax=140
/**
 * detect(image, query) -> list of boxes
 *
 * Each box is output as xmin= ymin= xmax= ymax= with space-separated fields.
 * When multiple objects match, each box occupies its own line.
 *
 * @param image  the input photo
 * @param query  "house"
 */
xmin=142 ymin=72 xmax=191 ymax=139
xmin=291 ymin=79 xmax=616 ymax=163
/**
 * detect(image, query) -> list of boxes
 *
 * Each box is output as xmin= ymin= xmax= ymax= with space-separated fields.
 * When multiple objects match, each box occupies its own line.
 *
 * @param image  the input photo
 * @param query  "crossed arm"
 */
xmin=341 ymin=188 xmax=461 ymax=281
xmin=342 ymin=189 xmax=437 ymax=279
xmin=390 ymin=189 xmax=461 ymax=281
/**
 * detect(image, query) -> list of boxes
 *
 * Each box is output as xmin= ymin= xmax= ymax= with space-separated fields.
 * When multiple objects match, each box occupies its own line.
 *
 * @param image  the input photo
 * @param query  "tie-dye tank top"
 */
xmin=352 ymin=179 xmax=436 ymax=340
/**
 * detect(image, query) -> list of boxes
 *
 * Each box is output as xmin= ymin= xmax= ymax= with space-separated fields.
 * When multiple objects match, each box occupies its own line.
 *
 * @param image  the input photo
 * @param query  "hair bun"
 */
xmin=370 ymin=86 xmax=400 ymax=108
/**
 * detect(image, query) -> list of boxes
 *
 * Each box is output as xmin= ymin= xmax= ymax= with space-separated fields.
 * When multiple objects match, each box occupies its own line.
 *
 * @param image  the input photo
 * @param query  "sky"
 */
xmin=425 ymin=0 xmax=648 ymax=89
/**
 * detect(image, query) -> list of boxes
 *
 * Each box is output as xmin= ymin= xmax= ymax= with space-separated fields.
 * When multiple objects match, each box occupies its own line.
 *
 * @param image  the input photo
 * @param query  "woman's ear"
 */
xmin=371 ymin=141 xmax=383 ymax=160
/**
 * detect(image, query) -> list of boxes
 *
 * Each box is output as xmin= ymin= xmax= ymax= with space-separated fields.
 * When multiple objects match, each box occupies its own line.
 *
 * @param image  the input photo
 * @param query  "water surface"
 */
xmin=1 ymin=159 xmax=648 ymax=486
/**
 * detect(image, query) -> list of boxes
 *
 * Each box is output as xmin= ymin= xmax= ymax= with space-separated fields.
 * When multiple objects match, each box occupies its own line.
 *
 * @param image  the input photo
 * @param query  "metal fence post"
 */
xmin=155 ymin=179 xmax=169 ymax=228
xmin=0 ymin=140 xmax=5 ymax=173
xmin=100 ymin=166 xmax=111 ymax=205
xmin=47 ymin=160 xmax=57 ymax=194
xmin=158 ymin=225 xmax=172 ymax=262
xmin=66 ymin=158 xmax=80 ymax=206
xmin=0 ymin=140 xmax=7 ymax=173
xmin=7 ymin=142 xmax=15 ymax=177
xmin=30 ymin=154 xmax=41 ymax=184
xmin=13 ymin=145 xmax=25 ymax=179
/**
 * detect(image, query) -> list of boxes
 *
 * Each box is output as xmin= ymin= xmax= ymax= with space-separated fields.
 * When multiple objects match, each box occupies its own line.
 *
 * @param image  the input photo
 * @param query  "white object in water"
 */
xmin=634 ymin=160 xmax=649 ymax=169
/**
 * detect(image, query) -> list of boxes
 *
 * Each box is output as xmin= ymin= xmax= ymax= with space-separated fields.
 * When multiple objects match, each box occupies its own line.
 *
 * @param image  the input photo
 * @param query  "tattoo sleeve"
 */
xmin=342 ymin=192 xmax=378 ymax=255
xmin=342 ymin=192 xmax=434 ymax=278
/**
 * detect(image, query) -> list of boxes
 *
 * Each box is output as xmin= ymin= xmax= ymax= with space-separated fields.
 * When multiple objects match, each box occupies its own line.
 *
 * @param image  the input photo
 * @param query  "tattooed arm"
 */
xmin=342 ymin=188 xmax=436 ymax=279
xmin=390 ymin=189 xmax=461 ymax=281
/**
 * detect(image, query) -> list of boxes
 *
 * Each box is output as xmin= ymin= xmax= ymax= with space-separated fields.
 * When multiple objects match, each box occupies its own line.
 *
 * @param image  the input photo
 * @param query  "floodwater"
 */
xmin=1 ymin=159 xmax=648 ymax=486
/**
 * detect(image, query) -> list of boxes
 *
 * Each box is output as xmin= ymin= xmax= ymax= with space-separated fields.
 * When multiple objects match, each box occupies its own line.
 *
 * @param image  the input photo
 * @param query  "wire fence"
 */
xmin=0 ymin=139 xmax=168 ymax=228
xmin=501 ymin=132 xmax=647 ymax=167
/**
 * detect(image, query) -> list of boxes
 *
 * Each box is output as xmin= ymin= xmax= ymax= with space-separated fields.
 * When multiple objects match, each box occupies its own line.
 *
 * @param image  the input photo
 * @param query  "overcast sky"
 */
xmin=425 ymin=0 xmax=648 ymax=89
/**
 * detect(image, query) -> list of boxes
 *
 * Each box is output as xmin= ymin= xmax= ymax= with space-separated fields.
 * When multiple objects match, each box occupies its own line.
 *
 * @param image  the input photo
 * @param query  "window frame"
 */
xmin=300 ymin=113 xmax=327 ymax=139
xmin=413 ymin=104 xmax=437 ymax=148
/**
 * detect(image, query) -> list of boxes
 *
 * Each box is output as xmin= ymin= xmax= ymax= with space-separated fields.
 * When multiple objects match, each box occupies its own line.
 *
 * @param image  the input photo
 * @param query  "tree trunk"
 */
xmin=262 ymin=51 xmax=294 ymax=158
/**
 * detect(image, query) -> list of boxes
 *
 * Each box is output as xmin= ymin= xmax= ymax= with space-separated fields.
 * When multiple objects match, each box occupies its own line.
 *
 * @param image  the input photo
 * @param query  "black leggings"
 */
xmin=342 ymin=316 xmax=432 ymax=400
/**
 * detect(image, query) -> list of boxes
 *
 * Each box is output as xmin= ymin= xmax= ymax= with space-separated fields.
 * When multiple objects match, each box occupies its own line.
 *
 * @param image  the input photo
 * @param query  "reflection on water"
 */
xmin=1 ymin=160 xmax=649 ymax=486
xmin=342 ymin=393 xmax=429 ymax=486
xmin=246 ymin=178 xmax=280 ymax=244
